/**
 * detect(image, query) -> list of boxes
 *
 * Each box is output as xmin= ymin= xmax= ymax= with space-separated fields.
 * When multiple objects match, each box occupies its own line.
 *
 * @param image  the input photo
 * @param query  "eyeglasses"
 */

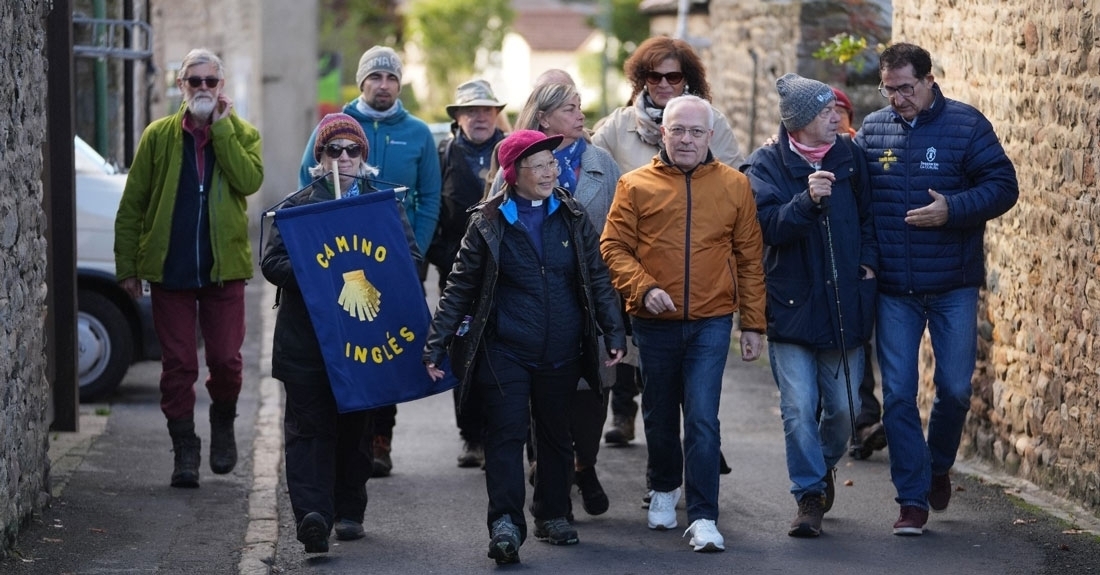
xmin=645 ymin=71 xmax=685 ymax=86
xmin=519 ymin=159 xmax=560 ymax=174
xmin=183 ymin=76 xmax=221 ymax=89
xmin=878 ymin=80 xmax=921 ymax=99
xmin=665 ymin=126 xmax=709 ymax=139
xmin=323 ymin=144 xmax=363 ymax=159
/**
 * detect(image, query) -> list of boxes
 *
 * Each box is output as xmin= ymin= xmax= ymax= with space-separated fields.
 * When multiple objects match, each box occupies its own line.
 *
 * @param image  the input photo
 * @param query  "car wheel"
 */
xmin=78 ymin=289 xmax=134 ymax=402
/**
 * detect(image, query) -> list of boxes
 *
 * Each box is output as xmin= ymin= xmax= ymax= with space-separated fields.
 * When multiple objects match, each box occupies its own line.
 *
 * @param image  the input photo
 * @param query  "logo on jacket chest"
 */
xmin=877 ymin=149 xmax=898 ymax=171
xmin=920 ymin=146 xmax=940 ymax=171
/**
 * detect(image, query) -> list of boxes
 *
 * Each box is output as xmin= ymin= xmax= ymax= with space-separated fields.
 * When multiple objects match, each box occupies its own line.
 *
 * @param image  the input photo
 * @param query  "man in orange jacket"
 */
xmin=601 ymin=94 xmax=765 ymax=553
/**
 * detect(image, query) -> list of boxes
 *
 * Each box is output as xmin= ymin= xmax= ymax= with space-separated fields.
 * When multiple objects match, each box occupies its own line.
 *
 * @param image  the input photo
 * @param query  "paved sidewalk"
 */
xmin=7 ymin=274 xmax=1100 ymax=574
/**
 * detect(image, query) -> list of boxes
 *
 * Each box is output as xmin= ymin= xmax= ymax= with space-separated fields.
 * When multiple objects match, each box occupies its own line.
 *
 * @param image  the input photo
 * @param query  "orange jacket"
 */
xmin=600 ymin=153 xmax=765 ymax=331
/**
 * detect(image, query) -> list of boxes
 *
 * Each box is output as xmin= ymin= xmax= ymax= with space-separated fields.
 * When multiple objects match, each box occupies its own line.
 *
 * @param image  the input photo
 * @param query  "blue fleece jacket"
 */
xmin=299 ymin=100 xmax=441 ymax=253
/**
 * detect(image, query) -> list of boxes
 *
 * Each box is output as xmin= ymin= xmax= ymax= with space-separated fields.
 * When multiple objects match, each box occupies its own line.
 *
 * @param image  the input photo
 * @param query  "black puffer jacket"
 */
xmin=423 ymin=187 xmax=625 ymax=404
xmin=261 ymin=181 xmax=421 ymax=383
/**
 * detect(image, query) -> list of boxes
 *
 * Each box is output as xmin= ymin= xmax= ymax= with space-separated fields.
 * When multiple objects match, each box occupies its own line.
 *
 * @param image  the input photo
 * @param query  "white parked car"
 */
xmin=75 ymin=136 xmax=159 ymax=401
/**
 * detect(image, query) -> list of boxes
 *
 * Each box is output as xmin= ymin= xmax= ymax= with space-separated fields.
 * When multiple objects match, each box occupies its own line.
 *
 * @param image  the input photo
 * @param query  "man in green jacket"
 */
xmin=114 ymin=48 xmax=263 ymax=488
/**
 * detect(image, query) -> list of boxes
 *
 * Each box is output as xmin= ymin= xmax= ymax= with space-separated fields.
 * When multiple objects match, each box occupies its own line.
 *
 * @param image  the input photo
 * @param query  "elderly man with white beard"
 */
xmin=115 ymin=47 xmax=264 ymax=488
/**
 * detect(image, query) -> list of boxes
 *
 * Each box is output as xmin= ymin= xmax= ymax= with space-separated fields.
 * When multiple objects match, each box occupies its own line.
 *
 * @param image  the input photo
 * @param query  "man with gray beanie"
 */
xmin=297 ymin=45 xmax=442 ymax=478
xmin=744 ymin=72 xmax=878 ymax=537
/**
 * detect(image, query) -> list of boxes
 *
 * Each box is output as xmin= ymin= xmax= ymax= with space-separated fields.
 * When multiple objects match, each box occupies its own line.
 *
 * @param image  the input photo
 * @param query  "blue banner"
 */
xmin=274 ymin=189 xmax=456 ymax=413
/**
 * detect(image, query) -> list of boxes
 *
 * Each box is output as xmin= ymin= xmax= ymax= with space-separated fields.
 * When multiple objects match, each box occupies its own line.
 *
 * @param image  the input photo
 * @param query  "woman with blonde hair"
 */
xmin=512 ymin=80 xmax=623 ymax=519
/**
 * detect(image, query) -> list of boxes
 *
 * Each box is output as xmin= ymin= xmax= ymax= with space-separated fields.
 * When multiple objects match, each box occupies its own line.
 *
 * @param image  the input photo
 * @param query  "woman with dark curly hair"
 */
xmin=593 ymin=36 xmax=744 ymax=175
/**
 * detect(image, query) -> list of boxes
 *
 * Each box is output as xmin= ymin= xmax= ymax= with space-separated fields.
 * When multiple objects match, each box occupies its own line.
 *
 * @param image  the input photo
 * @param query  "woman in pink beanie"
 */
xmin=423 ymin=129 xmax=625 ymax=565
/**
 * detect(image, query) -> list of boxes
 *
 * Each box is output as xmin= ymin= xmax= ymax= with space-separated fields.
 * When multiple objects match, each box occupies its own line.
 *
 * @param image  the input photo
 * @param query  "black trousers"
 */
xmin=372 ymin=404 xmax=397 ymax=440
xmin=570 ymin=387 xmax=608 ymax=468
xmin=609 ymin=363 xmax=641 ymax=421
xmin=282 ymin=377 xmax=374 ymax=528
xmin=855 ymin=340 xmax=882 ymax=429
xmin=454 ymin=382 xmax=485 ymax=444
xmin=477 ymin=348 xmax=580 ymax=543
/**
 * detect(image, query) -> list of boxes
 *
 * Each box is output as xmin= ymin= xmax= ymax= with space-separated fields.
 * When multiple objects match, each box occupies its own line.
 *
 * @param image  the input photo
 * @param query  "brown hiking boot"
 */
xmin=850 ymin=422 xmax=887 ymax=460
xmin=604 ymin=415 xmax=635 ymax=446
xmin=457 ymin=441 xmax=484 ymax=468
xmin=788 ymin=494 xmax=825 ymax=537
xmin=372 ymin=435 xmax=393 ymax=477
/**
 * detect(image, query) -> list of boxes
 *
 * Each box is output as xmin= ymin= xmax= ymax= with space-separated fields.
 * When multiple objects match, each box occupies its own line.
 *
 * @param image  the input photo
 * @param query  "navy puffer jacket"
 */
xmin=423 ymin=188 xmax=626 ymax=406
xmin=854 ymin=84 xmax=1018 ymax=296
xmin=747 ymin=132 xmax=877 ymax=349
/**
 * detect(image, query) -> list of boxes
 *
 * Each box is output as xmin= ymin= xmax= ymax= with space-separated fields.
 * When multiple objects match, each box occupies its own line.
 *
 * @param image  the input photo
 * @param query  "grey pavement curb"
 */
xmin=238 ymin=281 xmax=283 ymax=575
xmin=955 ymin=457 xmax=1100 ymax=535
xmin=47 ymin=405 xmax=109 ymax=499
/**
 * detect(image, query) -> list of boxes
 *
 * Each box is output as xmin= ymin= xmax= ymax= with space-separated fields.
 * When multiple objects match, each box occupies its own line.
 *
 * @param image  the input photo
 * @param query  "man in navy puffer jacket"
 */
xmin=854 ymin=42 xmax=1018 ymax=536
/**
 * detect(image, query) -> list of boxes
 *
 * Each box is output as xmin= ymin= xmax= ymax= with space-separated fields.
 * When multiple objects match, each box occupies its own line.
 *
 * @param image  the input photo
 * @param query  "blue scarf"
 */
xmin=553 ymin=138 xmax=586 ymax=194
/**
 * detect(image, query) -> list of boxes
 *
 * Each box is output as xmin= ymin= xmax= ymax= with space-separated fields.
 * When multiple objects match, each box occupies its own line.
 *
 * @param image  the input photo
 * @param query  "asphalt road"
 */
xmin=4 ymin=270 xmax=1100 ymax=575
xmin=267 ymin=270 xmax=1100 ymax=574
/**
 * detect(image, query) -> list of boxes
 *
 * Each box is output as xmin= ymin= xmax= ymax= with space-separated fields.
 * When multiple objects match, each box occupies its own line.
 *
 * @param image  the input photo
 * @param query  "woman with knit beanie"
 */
xmin=261 ymin=113 xmax=419 ymax=553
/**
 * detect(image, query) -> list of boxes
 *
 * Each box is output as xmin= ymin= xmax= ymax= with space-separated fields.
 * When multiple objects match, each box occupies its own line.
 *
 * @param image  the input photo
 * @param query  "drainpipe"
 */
xmin=94 ymin=0 xmax=108 ymax=155
xmin=599 ymin=0 xmax=611 ymax=118
xmin=748 ymin=48 xmax=759 ymax=150
xmin=675 ymin=0 xmax=689 ymax=39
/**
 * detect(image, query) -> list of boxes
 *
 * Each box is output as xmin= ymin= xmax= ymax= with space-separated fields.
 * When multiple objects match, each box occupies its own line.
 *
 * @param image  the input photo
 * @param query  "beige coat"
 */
xmin=592 ymin=104 xmax=745 ymax=173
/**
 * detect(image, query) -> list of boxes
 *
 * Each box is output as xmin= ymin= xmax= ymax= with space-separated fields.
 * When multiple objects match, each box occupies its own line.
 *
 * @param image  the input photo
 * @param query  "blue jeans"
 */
xmin=769 ymin=341 xmax=863 ymax=502
xmin=633 ymin=314 xmax=732 ymax=522
xmin=876 ymin=287 xmax=977 ymax=509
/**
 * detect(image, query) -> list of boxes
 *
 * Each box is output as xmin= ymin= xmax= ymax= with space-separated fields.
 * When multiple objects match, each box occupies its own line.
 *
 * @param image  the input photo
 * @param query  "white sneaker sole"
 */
xmin=690 ymin=540 xmax=725 ymax=552
xmin=648 ymin=519 xmax=677 ymax=530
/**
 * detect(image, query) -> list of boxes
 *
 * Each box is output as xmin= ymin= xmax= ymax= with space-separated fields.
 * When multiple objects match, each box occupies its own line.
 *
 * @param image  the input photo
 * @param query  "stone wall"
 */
xmin=0 ymin=0 xmax=54 ymax=553
xmin=149 ymin=0 xmax=263 ymax=129
xmin=709 ymin=0 xmax=1100 ymax=514
xmin=709 ymin=0 xmax=801 ymax=151
xmin=892 ymin=0 xmax=1100 ymax=513
xmin=708 ymin=0 xmax=887 ymax=151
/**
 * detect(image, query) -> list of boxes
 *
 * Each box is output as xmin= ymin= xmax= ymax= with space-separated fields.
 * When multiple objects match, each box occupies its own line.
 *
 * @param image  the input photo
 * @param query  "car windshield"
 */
xmin=74 ymin=136 xmax=118 ymax=175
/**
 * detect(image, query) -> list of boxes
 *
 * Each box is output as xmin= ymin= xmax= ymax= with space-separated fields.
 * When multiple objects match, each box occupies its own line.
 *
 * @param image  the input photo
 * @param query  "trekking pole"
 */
xmin=821 ymin=197 xmax=859 ymax=445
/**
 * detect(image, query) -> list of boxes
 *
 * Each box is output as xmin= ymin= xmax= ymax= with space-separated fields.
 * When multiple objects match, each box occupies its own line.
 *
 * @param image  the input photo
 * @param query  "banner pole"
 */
xmin=333 ymin=160 xmax=342 ymax=199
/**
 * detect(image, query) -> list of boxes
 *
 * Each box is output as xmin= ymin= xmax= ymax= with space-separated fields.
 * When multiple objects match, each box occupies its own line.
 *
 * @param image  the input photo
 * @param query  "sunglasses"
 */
xmin=323 ymin=143 xmax=363 ymax=159
xmin=645 ymin=71 xmax=685 ymax=85
xmin=183 ymin=76 xmax=221 ymax=89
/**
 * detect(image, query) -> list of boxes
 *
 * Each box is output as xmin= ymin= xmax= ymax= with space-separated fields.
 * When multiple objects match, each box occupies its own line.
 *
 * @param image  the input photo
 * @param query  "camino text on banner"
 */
xmin=273 ymin=189 xmax=457 ymax=413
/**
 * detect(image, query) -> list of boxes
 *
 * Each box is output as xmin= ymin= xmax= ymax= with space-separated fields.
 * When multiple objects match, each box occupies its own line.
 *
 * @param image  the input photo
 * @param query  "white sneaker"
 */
xmin=683 ymin=518 xmax=725 ymax=552
xmin=647 ymin=488 xmax=680 ymax=530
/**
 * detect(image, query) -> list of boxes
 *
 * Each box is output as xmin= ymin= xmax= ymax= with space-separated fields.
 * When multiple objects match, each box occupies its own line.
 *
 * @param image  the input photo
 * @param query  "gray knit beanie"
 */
xmin=776 ymin=73 xmax=836 ymax=132
xmin=356 ymin=46 xmax=403 ymax=89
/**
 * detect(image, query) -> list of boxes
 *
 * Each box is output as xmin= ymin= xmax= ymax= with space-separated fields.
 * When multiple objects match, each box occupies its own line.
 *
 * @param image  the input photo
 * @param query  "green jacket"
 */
xmin=115 ymin=105 xmax=263 ymax=283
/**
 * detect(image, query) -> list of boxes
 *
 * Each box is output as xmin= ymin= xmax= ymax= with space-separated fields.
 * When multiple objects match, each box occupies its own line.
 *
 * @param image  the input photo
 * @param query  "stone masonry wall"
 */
xmin=149 ymin=0 xmax=263 ymax=132
xmin=892 ymin=0 xmax=1100 ymax=513
xmin=709 ymin=0 xmax=1100 ymax=515
xmin=0 ymin=0 xmax=55 ymax=553
xmin=709 ymin=0 xmax=801 ymax=151
xmin=708 ymin=0 xmax=886 ymax=151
